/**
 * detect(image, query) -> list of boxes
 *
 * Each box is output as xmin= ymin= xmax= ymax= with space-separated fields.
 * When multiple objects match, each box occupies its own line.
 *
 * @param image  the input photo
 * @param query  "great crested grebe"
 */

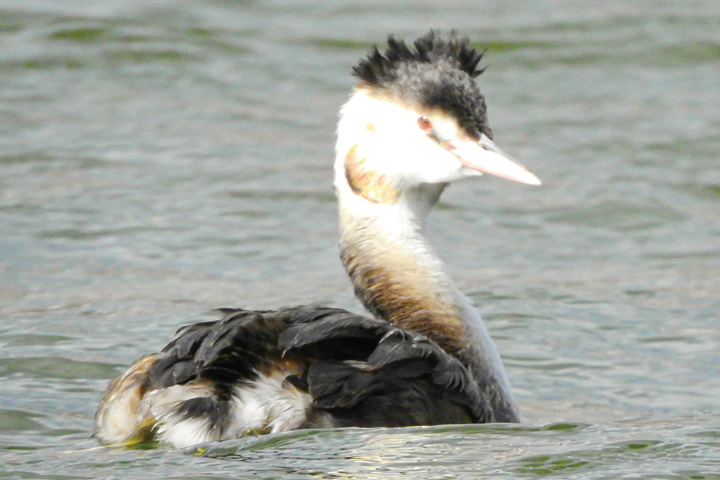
xmin=94 ymin=31 xmax=541 ymax=448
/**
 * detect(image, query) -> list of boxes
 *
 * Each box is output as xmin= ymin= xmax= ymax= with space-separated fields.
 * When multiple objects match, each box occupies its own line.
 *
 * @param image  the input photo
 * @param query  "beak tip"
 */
xmin=515 ymin=169 xmax=542 ymax=186
xmin=527 ymin=174 xmax=542 ymax=186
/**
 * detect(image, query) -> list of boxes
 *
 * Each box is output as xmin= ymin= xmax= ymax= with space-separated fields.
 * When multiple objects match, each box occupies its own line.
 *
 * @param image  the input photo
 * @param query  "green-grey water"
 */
xmin=1 ymin=1 xmax=719 ymax=478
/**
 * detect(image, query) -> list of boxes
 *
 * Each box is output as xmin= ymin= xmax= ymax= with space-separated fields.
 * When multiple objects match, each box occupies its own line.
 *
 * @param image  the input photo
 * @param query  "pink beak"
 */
xmin=447 ymin=134 xmax=541 ymax=186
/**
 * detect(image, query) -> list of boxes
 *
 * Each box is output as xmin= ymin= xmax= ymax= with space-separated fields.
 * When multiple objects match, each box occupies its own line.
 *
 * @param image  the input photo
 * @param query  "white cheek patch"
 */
xmin=431 ymin=119 xmax=459 ymax=144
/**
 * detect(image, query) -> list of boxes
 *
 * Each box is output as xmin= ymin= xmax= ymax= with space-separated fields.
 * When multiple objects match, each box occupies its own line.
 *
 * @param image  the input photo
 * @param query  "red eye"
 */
xmin=417 ymin=116 xmax=432 ymax=131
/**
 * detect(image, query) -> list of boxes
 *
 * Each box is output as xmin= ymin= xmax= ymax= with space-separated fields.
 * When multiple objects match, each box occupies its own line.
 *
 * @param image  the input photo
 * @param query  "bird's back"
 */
xmin=93 ymin=306 xmax=490 ymax=447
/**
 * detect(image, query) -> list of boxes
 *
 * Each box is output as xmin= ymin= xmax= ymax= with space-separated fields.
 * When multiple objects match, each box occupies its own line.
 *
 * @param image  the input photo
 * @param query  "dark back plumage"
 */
xmin=127 ymin=306 xmax=490 ymax=441
xmin=353 ymin=31 xmax=492 ymax=138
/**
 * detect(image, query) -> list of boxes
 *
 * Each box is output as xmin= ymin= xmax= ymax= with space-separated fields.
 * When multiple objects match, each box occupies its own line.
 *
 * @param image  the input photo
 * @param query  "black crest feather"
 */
xmin=353 ymin=30 xmax=485 ymax=85
xmin=352 ymin=31 xmax=492 ymax=138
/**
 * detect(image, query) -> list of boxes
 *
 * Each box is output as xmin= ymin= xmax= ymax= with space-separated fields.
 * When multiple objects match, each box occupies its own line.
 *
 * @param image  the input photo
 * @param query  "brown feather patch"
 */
xmin=339 ymin=226 xmax=469 ymax=359
xmin=94 ymin=354 xmax=159 ymax=445
xmin=344 ymin=144 xmax=400 ymax=204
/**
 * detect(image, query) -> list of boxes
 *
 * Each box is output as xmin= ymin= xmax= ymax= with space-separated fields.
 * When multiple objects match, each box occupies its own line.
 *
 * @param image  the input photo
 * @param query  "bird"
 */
xmin=93 ymin=30 xmax=541 ymax=449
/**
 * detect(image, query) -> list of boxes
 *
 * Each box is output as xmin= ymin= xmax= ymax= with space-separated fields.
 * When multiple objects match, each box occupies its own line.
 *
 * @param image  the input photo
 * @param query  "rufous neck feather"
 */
xmin=339 ymin=210 xmax=468 ymax=357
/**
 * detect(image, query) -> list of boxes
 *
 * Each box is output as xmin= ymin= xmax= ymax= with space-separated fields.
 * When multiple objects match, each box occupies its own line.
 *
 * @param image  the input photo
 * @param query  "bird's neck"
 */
xmin=334 ymin=176 xmax=519 ymax=421
xmin=338 ymin=184 xmax=466 ymax=355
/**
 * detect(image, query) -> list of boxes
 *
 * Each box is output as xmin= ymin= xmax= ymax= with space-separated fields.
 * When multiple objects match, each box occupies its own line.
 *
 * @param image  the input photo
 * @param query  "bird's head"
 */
xmin=335 ymin=31 xmax=540 ymax=207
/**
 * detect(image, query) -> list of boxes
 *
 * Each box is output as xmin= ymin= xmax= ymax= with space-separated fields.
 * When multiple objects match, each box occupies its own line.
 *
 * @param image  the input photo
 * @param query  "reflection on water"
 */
xmin=1 ymin=0 xmax=719 ymax=478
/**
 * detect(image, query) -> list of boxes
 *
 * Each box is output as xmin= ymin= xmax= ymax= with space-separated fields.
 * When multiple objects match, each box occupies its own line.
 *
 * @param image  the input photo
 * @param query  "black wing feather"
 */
xmin=144 ymin=305 xmax=491 ymax=427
